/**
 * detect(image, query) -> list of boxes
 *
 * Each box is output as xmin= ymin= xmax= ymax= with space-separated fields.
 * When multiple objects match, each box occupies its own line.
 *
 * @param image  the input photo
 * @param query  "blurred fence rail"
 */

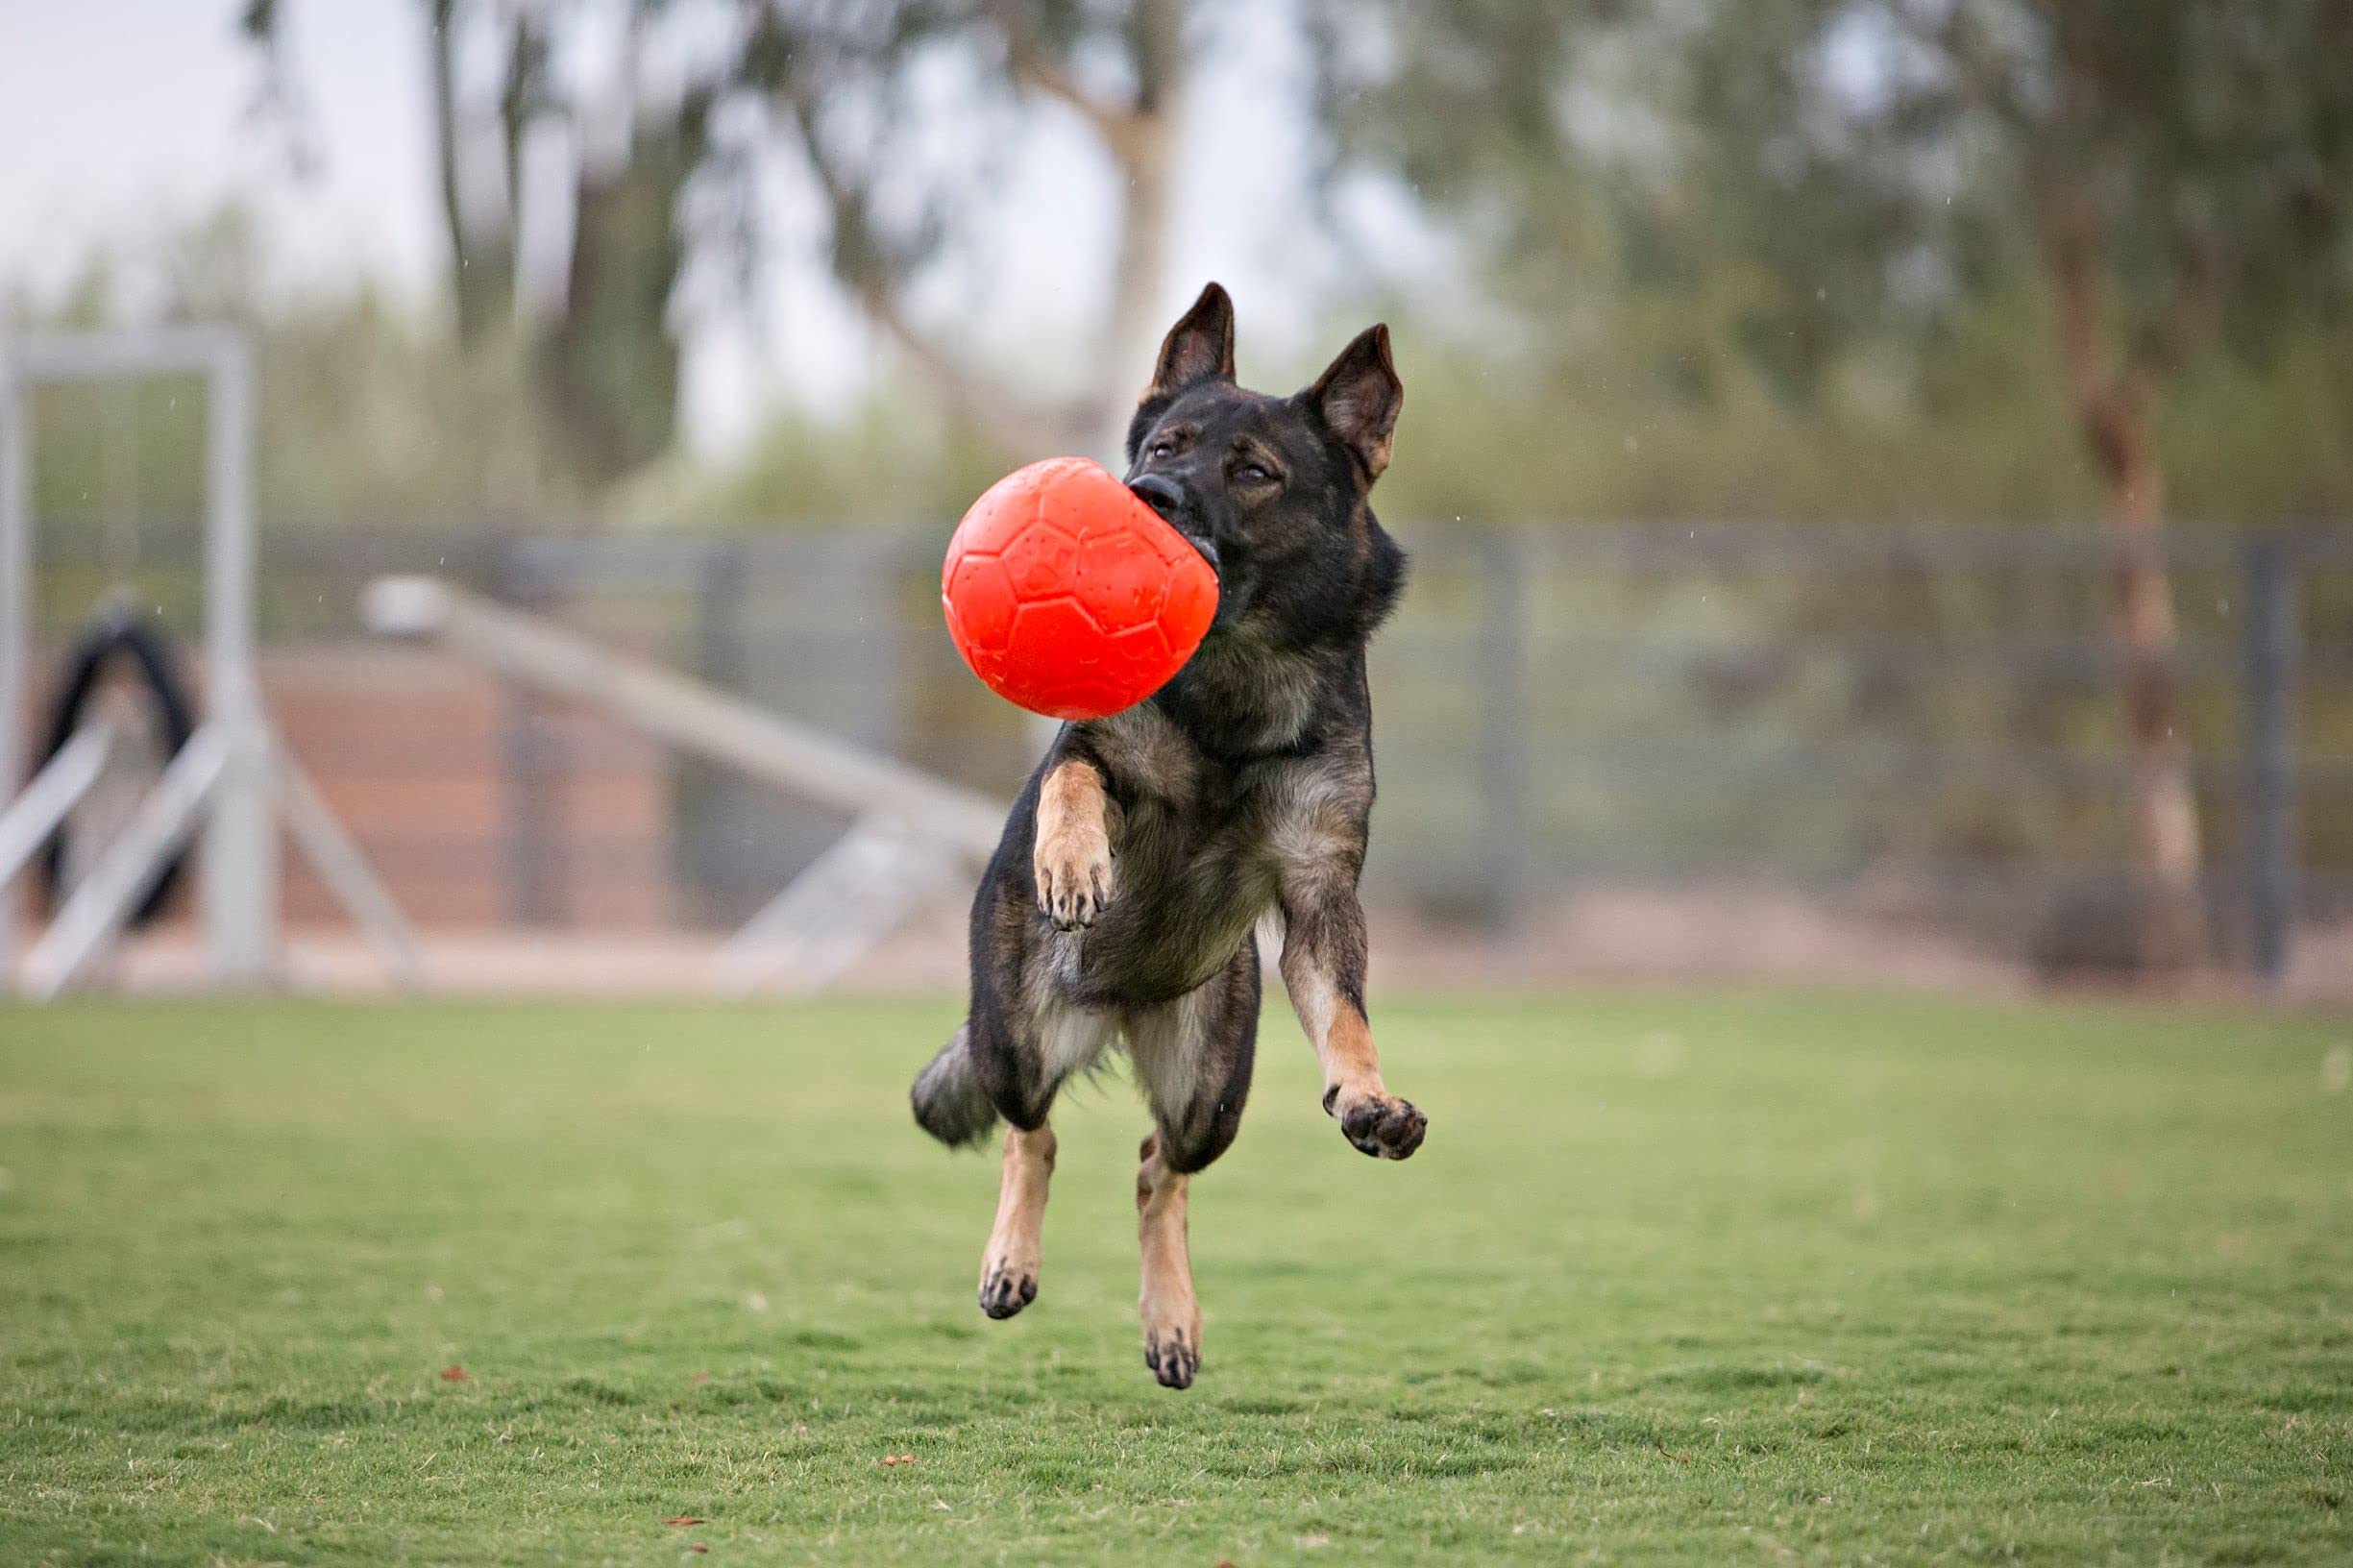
xmin=25 ymin=520 xmax=2353 ymax=980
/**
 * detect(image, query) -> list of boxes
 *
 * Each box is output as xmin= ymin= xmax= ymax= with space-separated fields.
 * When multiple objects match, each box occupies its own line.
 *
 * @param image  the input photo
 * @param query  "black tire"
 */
xmin=33 ymin=615 xmax=200 ymax=927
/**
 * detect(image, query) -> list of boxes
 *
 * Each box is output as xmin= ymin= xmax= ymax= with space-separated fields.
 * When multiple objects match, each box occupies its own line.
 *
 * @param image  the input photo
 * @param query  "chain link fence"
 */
xmin=27 ymin=519 xmax=2353 ymax=979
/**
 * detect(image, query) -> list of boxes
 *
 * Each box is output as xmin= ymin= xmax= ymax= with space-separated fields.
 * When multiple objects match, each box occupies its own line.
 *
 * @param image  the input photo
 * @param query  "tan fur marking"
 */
xmin=1317 ymin=1003 xmax=1386 ymax=1101
xmin=977 ymin=1124 xmax=1056 ymax=1317
xmin=1034 ymin=759 xmax=1115 ymax=929
xmin=1281 ymin=922 xmax=1425 ymax=1159
xmin=1279 ymin=938 xmax=1385 ymax=1101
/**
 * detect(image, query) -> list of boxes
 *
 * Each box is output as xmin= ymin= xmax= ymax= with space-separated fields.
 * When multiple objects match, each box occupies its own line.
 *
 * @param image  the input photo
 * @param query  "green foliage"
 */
xmin=8 ymin=210 xmax=591 ymax=532
xmin=2164 ymin=326 xmax=2353 ymax=523
xmin=26 ymin=267 xmax=2353 ymax=537
xmin=648 ymin=399 xmax=1014 ymax=529
xmin=2 ymin=992 xmax=2349 ymax=1563
xmin=257 ymin=296 xmax=587 ymax=526
xmin=1366 ymin=283 xmax=2353 ymax=527
xmin=1313 ymin=0 xmax=2353 ymax=388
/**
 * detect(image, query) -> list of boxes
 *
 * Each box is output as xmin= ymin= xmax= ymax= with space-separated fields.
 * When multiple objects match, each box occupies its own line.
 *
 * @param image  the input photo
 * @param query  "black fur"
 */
xmin=914 ymin=282 xmax=1407 ymax=1178
xmin=909 ymin=1022 xmax=994 ymax=1147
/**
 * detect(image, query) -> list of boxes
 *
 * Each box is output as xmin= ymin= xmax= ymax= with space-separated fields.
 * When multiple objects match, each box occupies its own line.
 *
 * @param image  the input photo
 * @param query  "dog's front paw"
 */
xmin=1035 ymin=840 xmax=1115 ymax=931
xmin=1324 ymin=1085 xmax=1427 ymax=1161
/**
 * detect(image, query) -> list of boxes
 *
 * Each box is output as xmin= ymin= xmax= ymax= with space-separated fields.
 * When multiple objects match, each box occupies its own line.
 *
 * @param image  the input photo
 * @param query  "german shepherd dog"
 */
xmin=910 ymin=283 xmax=1423 ymax=1389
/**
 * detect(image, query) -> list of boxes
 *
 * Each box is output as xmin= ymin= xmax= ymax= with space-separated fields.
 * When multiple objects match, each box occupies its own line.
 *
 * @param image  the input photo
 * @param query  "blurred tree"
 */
xmin=242 ymin=0 xmax=693 ymax=482
xmin=241 ymin=0 xmax=1195 ymax=478
xmin=746 ymin=0 xmax=1191 ymax=455
xmin=1311 ymin=0 xmax=2353 ymax=971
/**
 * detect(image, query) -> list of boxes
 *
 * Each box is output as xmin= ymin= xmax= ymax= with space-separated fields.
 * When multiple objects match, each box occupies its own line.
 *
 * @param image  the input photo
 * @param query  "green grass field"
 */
xmin=2 ymin=990 xmax=2349 ymax=1565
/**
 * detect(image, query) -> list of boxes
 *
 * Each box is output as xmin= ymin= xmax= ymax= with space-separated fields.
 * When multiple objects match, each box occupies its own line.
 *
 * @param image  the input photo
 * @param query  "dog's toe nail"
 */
xmin=979 ymin=1266 xmax=1035 ymax=1319
xmin=1336 ymin=1094 xmax=1426 ymax=1159
xmin=1381 ymin=1104 xmax=1426 ymax=1158
xmin=1145 ymin=1337 xmax=1197 ymax=1388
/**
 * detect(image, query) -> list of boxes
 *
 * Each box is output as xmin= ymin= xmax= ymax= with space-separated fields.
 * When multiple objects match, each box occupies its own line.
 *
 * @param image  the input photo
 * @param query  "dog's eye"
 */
xmin=1235 ymin=462 xmax=1272 ymax=484
xmin=1149 ymin=439 xmax=1175 ymax=460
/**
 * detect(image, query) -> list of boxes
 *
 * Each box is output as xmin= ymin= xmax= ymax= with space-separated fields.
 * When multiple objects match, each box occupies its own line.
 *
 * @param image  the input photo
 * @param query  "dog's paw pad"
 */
xmin=1335 ymin=1092 xmax=1427 ymax=1161
xmin=978 ymin=1264 xmax=1038 ymax=1320
xmin=1143 ymin=1333 xmax=1199 ymax=1389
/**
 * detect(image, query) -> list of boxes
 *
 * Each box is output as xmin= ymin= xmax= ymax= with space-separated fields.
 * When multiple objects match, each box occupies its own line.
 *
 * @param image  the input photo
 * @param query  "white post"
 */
xmin=363 ymin=576 xmax=1005 ymax=851
xmin=274 ymin=741 xmax=425 ymax=988
xmin=0 ymin=723 xmax=113 ymax=889
xmin=21 ymin=725 xmax=230 ymax=999
xmin=201 ymin=333 xmax=277 ymax=984
xmin=0 ymin=359 xmax=27 ymax=979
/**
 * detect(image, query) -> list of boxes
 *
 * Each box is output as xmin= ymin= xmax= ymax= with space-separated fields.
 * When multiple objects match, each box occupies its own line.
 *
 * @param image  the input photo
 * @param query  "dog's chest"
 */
xmin=1072 ymin=710 xmax=1344 ymax=1002
xmin=1090 ymin=705 xmax=1304 ymax=854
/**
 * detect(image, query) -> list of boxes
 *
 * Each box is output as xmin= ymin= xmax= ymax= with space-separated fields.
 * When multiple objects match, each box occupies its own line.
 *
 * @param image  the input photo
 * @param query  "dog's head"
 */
xmin=1122 ymin=283 xmax=1406 ymax=649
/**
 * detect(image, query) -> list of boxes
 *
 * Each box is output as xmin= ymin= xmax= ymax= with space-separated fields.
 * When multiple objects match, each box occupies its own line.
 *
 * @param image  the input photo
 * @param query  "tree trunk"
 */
xmin=783 ymin=2 xmax=1190 ymax=461
xmin=1090 ymin=110 xmax=1178 ymax=461
xmin=2048 ymin=204 xmax=2205 ymax=974
xmin=428 ymin=0 xmax=512 ymax=346
xmin=1088 ymin=0 xmax=1187 ymax=461
xmin=538 ymin=129 xmax=693 ymax=484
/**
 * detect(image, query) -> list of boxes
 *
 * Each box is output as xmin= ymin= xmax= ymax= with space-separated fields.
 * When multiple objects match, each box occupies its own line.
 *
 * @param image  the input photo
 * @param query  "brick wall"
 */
xmin=266 ymin=647 xmax=674 ymax=929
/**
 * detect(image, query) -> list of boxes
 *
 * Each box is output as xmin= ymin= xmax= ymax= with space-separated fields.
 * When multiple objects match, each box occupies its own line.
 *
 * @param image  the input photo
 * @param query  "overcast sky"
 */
xmin=0 ymin=1 xmax=1402 ymax=455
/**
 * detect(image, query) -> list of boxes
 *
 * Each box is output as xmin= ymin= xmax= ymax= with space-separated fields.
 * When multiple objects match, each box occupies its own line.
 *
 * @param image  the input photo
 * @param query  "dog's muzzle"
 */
xmin=1127 ymin=473 xmax=1219 ymax=574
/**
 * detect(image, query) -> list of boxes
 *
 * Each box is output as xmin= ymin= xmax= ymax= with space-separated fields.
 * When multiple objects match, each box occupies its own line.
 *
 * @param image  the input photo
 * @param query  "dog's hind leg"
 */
xmin=1134 ymin=1130 xmax=1200 ymax=1387
xmin=978 ymin=1122 xmax=1055 ymax=1318
xmin=970 ymin=985 xmax=1115 ymax=1321
xmin=1122 ymin=944 xmax=1259 ymax=1388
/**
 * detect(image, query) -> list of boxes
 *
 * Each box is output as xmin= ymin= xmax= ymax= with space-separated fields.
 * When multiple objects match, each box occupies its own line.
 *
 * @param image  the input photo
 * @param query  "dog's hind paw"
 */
xmin=978 ymin=1262 xmax=1039 ymax=1320
xmin=1143 ymin=1329 xmax=1200 ymax=1389
xmin=1327 ymin=1087 xmax=1427 ymax=1161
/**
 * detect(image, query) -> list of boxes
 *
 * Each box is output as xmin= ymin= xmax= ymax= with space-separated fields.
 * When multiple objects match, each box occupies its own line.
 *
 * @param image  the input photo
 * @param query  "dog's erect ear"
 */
xmin=1305 ymin=324 xmax=1403 ymax=481
xmin=1143 ymin=282 xmax=1237 ymax=402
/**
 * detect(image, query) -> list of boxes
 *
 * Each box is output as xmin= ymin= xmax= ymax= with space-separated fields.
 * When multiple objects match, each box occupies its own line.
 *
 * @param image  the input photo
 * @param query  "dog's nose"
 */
xmin=1127 ymin=472 xmax=1187 ymax=519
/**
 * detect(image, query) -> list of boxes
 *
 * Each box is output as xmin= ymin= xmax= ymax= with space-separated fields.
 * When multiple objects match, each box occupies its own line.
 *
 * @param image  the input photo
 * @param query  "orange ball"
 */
xmin=943 ymin=456 xmax=1219 ymax=721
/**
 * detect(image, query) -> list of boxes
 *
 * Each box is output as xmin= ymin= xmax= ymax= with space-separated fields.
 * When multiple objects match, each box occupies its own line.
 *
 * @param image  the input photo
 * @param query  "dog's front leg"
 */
xmin=1033 ymin=757 xmax=1115 ymax=930
xmin=1279 ymin=873 xmax=1426 ymax=1161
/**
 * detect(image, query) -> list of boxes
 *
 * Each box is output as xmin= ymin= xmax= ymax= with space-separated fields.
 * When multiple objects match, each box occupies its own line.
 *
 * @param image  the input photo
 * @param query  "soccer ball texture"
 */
xmin=943 ymin=456 xmax=1219 ymax=721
